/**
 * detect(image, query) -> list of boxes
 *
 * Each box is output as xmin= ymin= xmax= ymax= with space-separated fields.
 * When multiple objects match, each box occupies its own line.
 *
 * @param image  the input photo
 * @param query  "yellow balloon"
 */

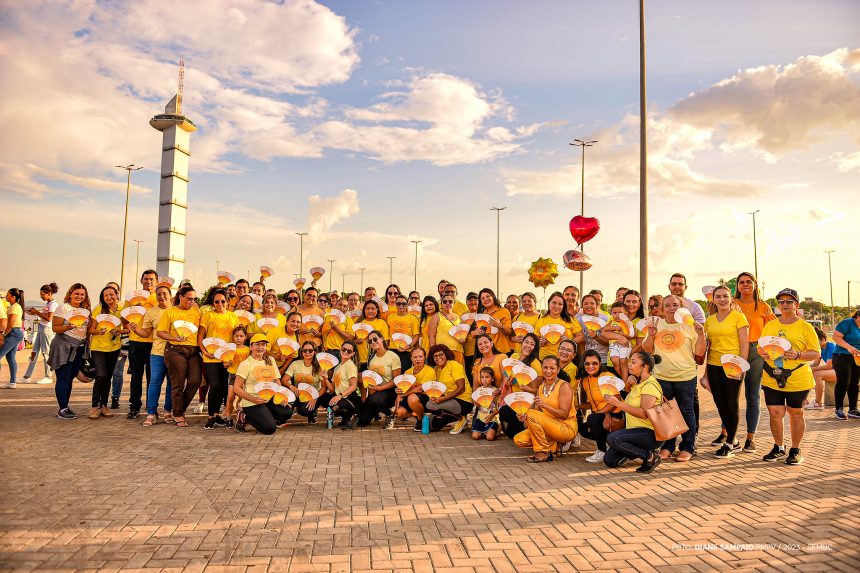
xmin=527 ymin=257 xmax=559 ymax=289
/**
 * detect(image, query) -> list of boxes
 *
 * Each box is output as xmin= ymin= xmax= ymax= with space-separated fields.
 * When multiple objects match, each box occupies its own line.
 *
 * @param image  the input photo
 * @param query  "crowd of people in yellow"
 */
xmin=2 ymin=268 xmax=859 ymax=474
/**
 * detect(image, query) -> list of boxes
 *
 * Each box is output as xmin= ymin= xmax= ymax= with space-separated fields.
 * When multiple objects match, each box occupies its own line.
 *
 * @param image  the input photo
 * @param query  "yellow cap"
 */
xmin=250 ymin=334 xmax=269 ymax=344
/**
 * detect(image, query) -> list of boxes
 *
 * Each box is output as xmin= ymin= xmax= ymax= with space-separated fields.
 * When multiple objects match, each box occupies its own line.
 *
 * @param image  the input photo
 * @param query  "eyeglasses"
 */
xmin=777 ymin=299 xmax=796 ymax=305
xmin=301 ymin=348 xmax=315 ymax=354
xmin=286 ymin=297 xmax=299 ymax=302
xmin=214 ymin=300 xmax=227 ymax=305
xmin=387 ymin=291 xmax=399 ymax=296
xmin=669 ymin=282 xmax=685 ymax=287
xmin=442 ymin=299 xmax=453 ymax=304
xmin=341 ymin=347 xmax=354 ymax=354
xmin=396 ymin=302 xmax=407 ymax=306
xmin=368 ymin=337 xmax=381 ymax=343
xmin=319 ymin=299 xmax=329 ymax=304
xmin=584 ymin=361 xmax=600 ymax=367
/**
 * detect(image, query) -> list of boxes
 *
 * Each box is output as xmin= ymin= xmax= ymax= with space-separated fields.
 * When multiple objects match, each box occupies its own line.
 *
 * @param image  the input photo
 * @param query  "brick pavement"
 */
xmin=1 ymin=355 xmax=858 ymax=573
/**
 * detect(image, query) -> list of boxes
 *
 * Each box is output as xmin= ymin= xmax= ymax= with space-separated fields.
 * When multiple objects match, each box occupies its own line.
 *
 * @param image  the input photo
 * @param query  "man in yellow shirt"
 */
xmin=124 ymin=269 xmax=158 ymax=418
xmin=442 ymin=283 xmax=469 ymax=317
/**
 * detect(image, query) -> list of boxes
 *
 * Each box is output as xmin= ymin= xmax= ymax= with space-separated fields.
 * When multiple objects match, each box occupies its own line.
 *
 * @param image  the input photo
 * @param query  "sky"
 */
xmin=1 ymin=0 xmax=858 ymax=305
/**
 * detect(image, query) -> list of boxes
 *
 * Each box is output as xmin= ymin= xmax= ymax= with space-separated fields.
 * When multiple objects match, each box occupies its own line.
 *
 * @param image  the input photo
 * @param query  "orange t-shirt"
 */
xmin=735 ymin=299 xmax=776 ymax=343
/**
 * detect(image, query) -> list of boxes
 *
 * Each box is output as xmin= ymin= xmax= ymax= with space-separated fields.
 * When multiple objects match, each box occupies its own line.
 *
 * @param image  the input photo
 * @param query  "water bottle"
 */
xmin=422 ymin=413 xmax=431 ymax=434
xmin=326 ymin=407 xmax=334 ymax=429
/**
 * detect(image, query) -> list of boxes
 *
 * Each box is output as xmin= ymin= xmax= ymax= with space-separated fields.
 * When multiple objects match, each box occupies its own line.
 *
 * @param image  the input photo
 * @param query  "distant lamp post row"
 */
xmin=116 ymin=164 xmax=143 ymax=295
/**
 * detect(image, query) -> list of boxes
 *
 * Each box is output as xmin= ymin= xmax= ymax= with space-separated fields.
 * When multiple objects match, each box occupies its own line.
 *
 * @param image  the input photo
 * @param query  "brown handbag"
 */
xmin=645 ymin=397 xmax=689 ymax=441
xmin=603 ymin=413 xmax=625 ymax=432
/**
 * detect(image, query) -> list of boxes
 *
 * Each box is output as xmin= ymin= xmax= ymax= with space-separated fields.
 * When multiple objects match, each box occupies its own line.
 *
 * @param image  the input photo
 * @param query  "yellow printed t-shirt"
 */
xmin=285 ymin=360 xmax=323 ymax=391
xmin=405 ymin=364 xmax=436 ymax=386
xmin=227 ymin=345 xmax=251 ymax=375
xmin=387 ymin=313 xmax=420 ymax=340
xmin=157 ymin=306 xmax=202 ymax=347
xmin=200 ymin=310 xmax=239 ymax=363
xmin=535 ymin=315 xmax=581 ymax=359
xmin=322 ymin=313 xmax=355 ymax=351
xmin=705 ymin=310 xmax=749 ymax=366
xmin=435 ymin=313 xmax=464 ymax=357
xmin=624 ymin=375 xmax=663 ymax=431
xmin=89 ymin=305 xmax=122 ymax=352
xmin=650 ymin=320 xmax=699 ymax=382
xmin=357 ymin=318 xmax=389 ymax=363
xmin=367 ymin=350 xmax=401 ymax=384
xmin=236 ymin=356 xmax=279 ymax=408
xmin=298 ymin=307 xmax=325 ymax=346
xmin=142 ymin=306 xmax=168 ymax=356
xmin=435 ymin=360 xmax=472 ymax=401
xmin=249 ymin=313 xmax=286 ymax=338
xmin=332 ymin=360 xmax=359 ymax=395
xmin=735 ymin=299 xmax=776 ymax=343
xmin=512 ymin=312 xmax=540 ymax=353
xmin=471 ymin=353 xmax=505 ymax=388
xmin=760 ymin=319 xmax=819 ymax=392
xmin=128 ymin=293 xmax=157 ymax=343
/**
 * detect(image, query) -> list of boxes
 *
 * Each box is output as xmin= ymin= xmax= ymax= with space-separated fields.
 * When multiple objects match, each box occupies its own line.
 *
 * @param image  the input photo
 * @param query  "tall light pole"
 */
xmin=359 ymin=267 xmax=366 ymax=294
xmin=327 ymin=259 xmax=335 ymax=293
xmin=216 ymin=260 xmax=220 ymax=273
xmin=489 ymin=207 xmax=506 ymax=296
xmin=295 ymin=232 xmax=309 ymax=277
xmin=638 ymin=0 xmax=648 ymax=301
xmin=411 ymin=240 xmax=422 ymax=292
xmin=341 ymin=273 xmax=347 ymax=294
xmin=386 ymin=256 xmax=396 ymax=285
xmin=569 ymin=139 xmax=597 ymax=295
xmin=749 ymin=210 xmax=760 ymax=279
xmin=115 ymin=164 xmax=143 ymax=294
xmin=825 ymin=250 xmax=835 ymax=326
xmin=133 ymin=240 xmax=143 ymax=282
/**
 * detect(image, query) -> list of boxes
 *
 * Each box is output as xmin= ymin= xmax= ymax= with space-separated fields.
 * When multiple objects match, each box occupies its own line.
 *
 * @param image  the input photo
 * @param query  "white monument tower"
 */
xmin=150 ymin=58 xmax=196 ymax=281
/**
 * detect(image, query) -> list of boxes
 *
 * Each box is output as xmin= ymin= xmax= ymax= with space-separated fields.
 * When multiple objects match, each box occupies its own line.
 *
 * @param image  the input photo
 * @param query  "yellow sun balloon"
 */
xmin=527 ymin=257 xmax=559 ymax=289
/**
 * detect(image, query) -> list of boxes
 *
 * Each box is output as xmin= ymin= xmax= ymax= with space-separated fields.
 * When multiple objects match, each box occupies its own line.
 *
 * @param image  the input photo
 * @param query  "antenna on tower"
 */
xmin=177 ymin=56 xmax=185 ymax=114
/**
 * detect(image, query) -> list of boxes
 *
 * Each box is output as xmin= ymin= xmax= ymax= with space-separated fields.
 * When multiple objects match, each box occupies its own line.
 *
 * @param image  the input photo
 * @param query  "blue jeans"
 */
xmin=111 ymin=350 xmax=128 ymax=399
xmin=55 ymin=346 xmax=85 ymax=410
xmin=604 ymin=427 xmax=663 ymax=466
xmin=657 ymin=378 xmax=697 ymax=454
xmin=146 ymin=354 xmax=172 ymax=415
xmin=0 ymin=327 xmax=25 ymax=383
xmin=744 ymin=343 xmax=763 ymax=434
xmin=24 ymin=323 xmax=54 ymax=379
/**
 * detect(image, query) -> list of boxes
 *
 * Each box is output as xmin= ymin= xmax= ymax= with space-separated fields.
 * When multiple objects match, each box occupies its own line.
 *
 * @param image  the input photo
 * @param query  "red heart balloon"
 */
xmin=569 ymin=216 xmax=600 ymax=245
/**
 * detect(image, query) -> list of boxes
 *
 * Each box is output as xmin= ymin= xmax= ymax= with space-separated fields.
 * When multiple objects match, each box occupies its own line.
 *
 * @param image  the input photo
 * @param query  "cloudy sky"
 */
xmin=1 ymin=0 xmax=858 ymax=304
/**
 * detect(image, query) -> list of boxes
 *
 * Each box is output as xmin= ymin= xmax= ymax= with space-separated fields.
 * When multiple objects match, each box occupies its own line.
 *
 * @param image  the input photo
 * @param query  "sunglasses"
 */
xmin=319 ymin=299 xmax=329 ymax=303
xmin=368 ymin=337 xmax=381 ymax=343
xmin=777 ymin=299 xmax=796 ymax=305
xmin=584 ymin=361 xmax=600 ymax=367
xmin=387 ymin=291 xmax=399 ymax=295
xmin=287 ymin=297 xmax=299 ymax=302
xmin=341 ymin=347 xmax=354 ymax=354
xmin=214 ymin=300 xmax=227 ymax=305
xmin=396 ymin=302 xmax=407 ymax=306
xmin=442 ymin=299 xmax=453 ymax=304
xmin=301 ymin=348 xmax=315 ymax=354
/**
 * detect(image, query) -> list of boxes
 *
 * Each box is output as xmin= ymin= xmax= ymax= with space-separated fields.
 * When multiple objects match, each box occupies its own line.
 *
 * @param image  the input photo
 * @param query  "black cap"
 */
xmin=776 ymin=288 xmax=799 ymax=302
xmin=466 ymin=291 xmax=478 ymax=301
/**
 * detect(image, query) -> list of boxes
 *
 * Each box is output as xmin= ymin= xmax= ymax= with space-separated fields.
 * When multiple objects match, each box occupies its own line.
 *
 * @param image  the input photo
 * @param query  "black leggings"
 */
xmin=499 ymin=405 xmax=524 ymax=438
xmin=331 ymin=393 xmax=362 ymax=422
xmin=295 ymin=392 xmax=334 ymax=420
xmin=579 ymin=412 xmax=612 ymax=452
xmin=707 ymin=364 xmax=743 ymax=444
xmin=357 ymin=388 xmax=396 ymax=426
xmin=204 ymin=362 xmax=229 ymax=416
xmin=243 ymin=401 xmax=293 ymax=435
xmin=833 ymin=353 xmax=860 ymax=411
xmin=91 ymin=350 xmax=120 ymax=407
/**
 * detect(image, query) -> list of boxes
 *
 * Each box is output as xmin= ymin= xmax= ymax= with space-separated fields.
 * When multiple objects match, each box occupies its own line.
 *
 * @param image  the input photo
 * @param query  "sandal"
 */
xmin=175 ymin=417 xmax=188 ymax=428
xmin=160 ymin=411 xmax=175 ymax=424
xmin=527 ymin=452 xmax=553 ymax=463
xmin=142 ymin=415 xmax=156 ymax=427
xmin=675 ymin=451 xmax=694 ymax=462
xmin=660 ymin=449 xmax=673 ymax=460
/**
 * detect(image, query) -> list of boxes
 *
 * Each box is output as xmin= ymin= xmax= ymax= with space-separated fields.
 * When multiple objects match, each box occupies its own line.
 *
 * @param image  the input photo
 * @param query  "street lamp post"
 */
xmin=825 ymin=250 xmax=835 ymax=326
xmin=359 ymin=267 xmax=366 ymax=294
xmin=489 ymin=207 xmax=506 ymax=296
xmin=133 ymin=240 xmax=143 ymax=282
xmin=341 ymin=273 xmax=347 ymax=294
xmin=115 ymin=164 xmax=143 ymax=294
xmin=327 ymin=259 xmax=335 ymax=293
xmin=569 ymin=140 xmax=597 ymax=295
xmin=638 ymin=0 xmax=648 ymax=301
xmin=387 ymin=256 xmax=396 ymax=285
xmin=411 ymin=240 xmax=422 ymax=292
xmin=295 ymin=232 xmax=309 ymax=277
xmin=750 ymin=210 xmax=760 ymax=280
xmin=849 ymin=281 xmax=859 ymax=310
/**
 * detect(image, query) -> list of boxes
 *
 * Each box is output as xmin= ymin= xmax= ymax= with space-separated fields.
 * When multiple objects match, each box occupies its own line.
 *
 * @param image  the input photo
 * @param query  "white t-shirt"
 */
xmin=56 ymin=303 xmax=88 ymax=340
xmin=38 ymin=300 xmax=59 ymax=328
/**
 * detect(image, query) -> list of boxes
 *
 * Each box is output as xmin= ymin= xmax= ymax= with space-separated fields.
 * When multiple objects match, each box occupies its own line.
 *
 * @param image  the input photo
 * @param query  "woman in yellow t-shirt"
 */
xmin=157 ymin=284 xmax=203 ymax=427
xmin=498 ymin=332 xmax=543 ymax=439
xmin=356 ymin=332 xmax=401 ymax=428
xmin=233 ymin=335 xmax=293 ymax=435
xmin=429 ymin=295 xmax=465 ymax=363
xmin=137 ymin=285 xmax=173 ymax=426
xmin=513 ymin=355 xmax=578 ymax=462
xmin=756 ymin=288 xmax=820 ymax=465
xmin=382 ymin=284 xmax=402 ymax=321
xmin=425 ymin=344 xmax=472 ymax=434
xmin=418 ymin=296 xmax=439 ymax=354
xmin=249 ymin=293 xmax=286 ymax=337
xmin=602 ymin=350 xmax=665 ymax=473
xmin=535 ymin=292 xmax=584 ymax=359
xmin=355 ymin=300 xmax=389 ymax=366
xmin=476 ymin=288 xmax=514 ymax=355
xmin=0 ymin=288 xmax=26 ymax=388
xmin=322 ymin=298 xmax=356 ymax=357
xmin=266 ymin=311 xmax=301 ymax=373
xmin=386 ymin=293 xmax=420 ymax=370
xmin=197 ymin=288 xmax=239 ymax=430
xmin=462 ymin=293 xmax=479 ymax=374
xmin=282 ymin=341 xmax=333 ymax=423
xmin=397 ymin=346 xmax=437 ymax=426
xmin=87 ymin=285 xmax=127 ymax=419
xmin=511 ymin=291 xmax=540 ymax=354
xmin=702 ymin=285 xmax=750 ymax=457
xmin=470 ymin=333 xmax=505 ymax=388
xmin=328 ymin=340 xmax=362 ymax=429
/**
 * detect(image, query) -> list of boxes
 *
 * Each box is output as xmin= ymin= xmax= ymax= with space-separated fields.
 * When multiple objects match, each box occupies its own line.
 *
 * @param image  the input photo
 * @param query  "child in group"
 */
xmin=224 ymin=326 xmax=250 ymax=429
xmin=603 ymin=302 xmax=633 ymax=381
xmin=471 ymin=366 xmax=499 ymax=441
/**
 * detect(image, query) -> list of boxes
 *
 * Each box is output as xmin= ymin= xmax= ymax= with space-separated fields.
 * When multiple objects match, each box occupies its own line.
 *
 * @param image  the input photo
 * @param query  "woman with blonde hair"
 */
xmin=48 ymin=283 xmax=92 ymax=419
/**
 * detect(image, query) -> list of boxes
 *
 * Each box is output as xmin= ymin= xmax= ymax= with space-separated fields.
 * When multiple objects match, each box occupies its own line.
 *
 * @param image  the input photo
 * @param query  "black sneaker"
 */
xmin=763 ymin=445 xmax=786 ymax=462
xmin=341 ymin=420 xmax=355 ymax=431
xmin=213 ymin=415 xmax=227 ymax=427
xmin=714 ymin=444 xmax=734 ymax=458
xmin=847 ymin=409 xmax=860 ymax=419
xmin=57 ymin=408 xmax=77 ymax=420
xmin=711 ymin=433 xmax=727 ymax=446
xmin=110 ymin=397 xmax=120 ymax=409
xmin=223 ymin=418 xmax=234 ymax=429
xmin=636 ymin=451 xmax=662 ymax=473
xmin=307 ymin=415 xmax=317 ymax=424
xmin=835 ymin=410 xmax=848 ymax=420
xmin=127 ymin=410 xmax=140 ymax=420
xmin=786 ymin=448 xmax=803 ymax=465
xmin=235 ymin=422 xmax=246 ymax=432
xmin=742 ymin=438 xmax=757 ymax=453
xmin=413 ymin=420 xmax=423 ymax=432
xmin=203 ymin=418 xmax=216 ymax=430
xmin=383 ymin=415 xmax=395 ymax=430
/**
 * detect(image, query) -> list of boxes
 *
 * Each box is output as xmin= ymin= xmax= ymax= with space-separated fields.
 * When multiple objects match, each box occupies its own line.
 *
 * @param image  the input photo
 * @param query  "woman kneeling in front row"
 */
xmin=233 ymin=335 xmax=293 ymax=435
xmin=602 ymin=351 xmax=665 ymax=473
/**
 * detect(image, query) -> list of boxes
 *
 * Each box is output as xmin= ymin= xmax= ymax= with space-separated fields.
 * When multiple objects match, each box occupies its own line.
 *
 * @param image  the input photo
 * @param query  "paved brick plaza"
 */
xmin=1 ymin=358 xmax=858 ymax=572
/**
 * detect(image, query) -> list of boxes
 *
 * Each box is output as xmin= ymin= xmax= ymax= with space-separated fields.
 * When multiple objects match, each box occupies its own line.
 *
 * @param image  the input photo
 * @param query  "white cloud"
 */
xmin=306 ymin=189 xmax=361 ymax=237
xmin=829 ymin=150 xmax=860 ymax=172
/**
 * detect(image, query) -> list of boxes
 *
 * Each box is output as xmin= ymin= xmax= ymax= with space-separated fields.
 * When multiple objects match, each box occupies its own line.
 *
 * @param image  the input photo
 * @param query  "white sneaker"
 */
xmin=804 ymin=401 xmax=824 ymax=410
xmin=193 ymin=402 xmax=205 ymax=414
xmin=561 ymin=441 xmax=572 ymax=453
xmin=36 ymin=377 xmax=53 ymax=385
xmin=585 ymin=451 xmax=605 ymax=463
xmin=449 ymin=416 xmax=467 ymax=435
xmin=0 ymin=383 xmax=16 ymax=389
xmin=572 ymin=434 xmax=582 ymax=447
xmin=21 ymin=376 xmax=31 ymax=384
